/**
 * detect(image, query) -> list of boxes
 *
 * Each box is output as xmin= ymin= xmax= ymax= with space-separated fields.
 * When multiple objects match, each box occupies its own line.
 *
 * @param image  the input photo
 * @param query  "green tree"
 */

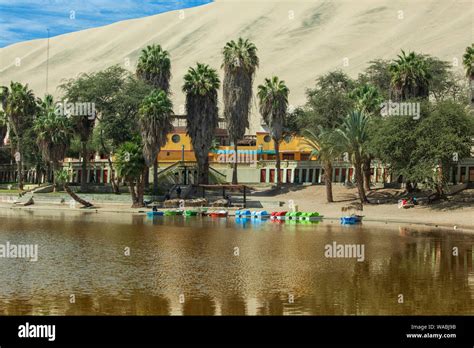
xmin=34 ymin=94 xmax=73 ymax=190
xmin=115 ymin=140 xmax=147 ymax=208
xmin=412 ymin=100 xmax=473 ymax=196
xmin=182 ymin=63 xmax=220 ymax=184
xmin=359 ymin=60 xmax=392 ymax=99
xmin=301 ymin=128 xmax=344 ymax=202
xmin=372 ymin=101 xmax=473 ymax=197
xmin=0 ymin=82 xmax=37 ymax=190
xmin=336 ymin=111 xmax=370 ymax=204
xmin=60 ymin=65 xmax=127 ymax=192
xmin=304 ymin=71 xmax=355 ymax=130
xmin=257 ymin=76 xmax=290 ymax=186
xmin=222 ymin=38 xmax=259 ymax=184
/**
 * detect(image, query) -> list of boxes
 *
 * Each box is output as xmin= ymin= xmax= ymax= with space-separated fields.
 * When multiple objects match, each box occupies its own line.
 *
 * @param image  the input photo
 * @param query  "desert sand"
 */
xmin=0 ymin=0 xmax=472 ymax=133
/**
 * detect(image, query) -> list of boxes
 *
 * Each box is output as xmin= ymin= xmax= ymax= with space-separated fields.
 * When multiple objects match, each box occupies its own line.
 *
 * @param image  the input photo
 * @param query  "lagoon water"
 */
xmin=0 ymin=210 xmax=473 ymax=315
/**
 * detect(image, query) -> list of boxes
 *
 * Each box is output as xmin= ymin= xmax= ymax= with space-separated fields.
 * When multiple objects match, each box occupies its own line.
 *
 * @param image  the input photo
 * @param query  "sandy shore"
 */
xmin=259 ymin=186 xmax=474 ymax=231
xmin=1 ymin=185 xmax=473 ymax=231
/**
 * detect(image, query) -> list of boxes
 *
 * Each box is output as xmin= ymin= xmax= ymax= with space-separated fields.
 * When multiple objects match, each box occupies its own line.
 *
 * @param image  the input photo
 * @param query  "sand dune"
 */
xmin=0 ymin=0 xmax=472 ymax=132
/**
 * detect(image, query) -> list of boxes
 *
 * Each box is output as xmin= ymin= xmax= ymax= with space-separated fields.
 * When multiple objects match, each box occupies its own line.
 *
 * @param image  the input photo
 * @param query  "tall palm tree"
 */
xmin=138 ymin=89 xmax=174 ymax=195
xmin=222 ymin=38 xmax=259 ymax=184
xmin=34 ymin=95 xmax=73 ymax=191
xmin=350 ymin=83 xmax=383 ymax=191
xmin=137 ymin=44 xmax=171 ymax=92
xmin=301 ymin=128 xmax=344 ymax=202
xmin=137 ymin=44 xmax=172 ymax=194
xmin=257 ymin=76 xmax=290 ymax=186
xmin=182 ymin=63 xmax=220 ymax=185
xmin=337 ymin=111 xmax=370 ymax=204
xmin=463 ymin=44 xmax=474 ymax=104
xmin=389 ymin=50 xmax=431 ymax=100
xmin=0 ymin=109 xmax=7 ymax=146
xmin=0 ymin=82 xmax=36 ymax=190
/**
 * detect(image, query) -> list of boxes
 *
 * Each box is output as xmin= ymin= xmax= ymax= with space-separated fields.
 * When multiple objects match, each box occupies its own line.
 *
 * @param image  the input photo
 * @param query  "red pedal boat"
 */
xmin=270 ymin=211 xmax=288 ymax=220
xmin=208 ymin=210 xmax=228 ymax=218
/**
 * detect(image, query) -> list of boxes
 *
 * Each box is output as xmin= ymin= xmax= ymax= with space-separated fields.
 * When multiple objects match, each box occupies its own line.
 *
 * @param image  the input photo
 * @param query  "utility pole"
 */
xmin=46 ymin=28 xmax=50 ymax=94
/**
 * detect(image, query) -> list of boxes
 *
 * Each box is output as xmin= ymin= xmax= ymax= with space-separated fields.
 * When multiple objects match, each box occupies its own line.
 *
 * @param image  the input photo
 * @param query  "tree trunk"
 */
xmin=15 ymin=139 xmax=23 ymax=190
xmin=64 ymin=184 xmax=93 ymax=208
xmin=232 ymin=140 xmax=238 ymax=184
xmin=52 ymin=161 xmax=58 ymax=192
xmin=274 ymin=139 xmax=281 ymax=186
xmin=99 ymin=130 xmax=119 ymax=194
xmin=324 ymin=161 xmax=334 ymax=203
xmin=470 ymin=78 xmax=474 ymax=105
xmin=35 ymin=164 xmax=41 ymax=185
xmin=80 ymin=141 xmax=88 ymax=192
xmin=363 ymin=155 xmax=372 ymax=192
xmin=153 ymin=158 xmax=159 ymax=197
xmin=133 ymin=169 xmax=146 ymax=208
xmin=108 ymin=157 xmax=120 ymax=194
xmin=128 ymin=180 xmax=138 ymax=207
xmin=354 ymin=155 xmax=368 ymax=204
xmin=198 ymin=153 xmax=210 ymax=185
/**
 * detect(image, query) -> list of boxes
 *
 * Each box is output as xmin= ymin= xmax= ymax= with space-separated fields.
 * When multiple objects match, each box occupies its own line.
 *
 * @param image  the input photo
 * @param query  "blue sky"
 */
xmin=0 ymin=0 xmax=212 ymax=48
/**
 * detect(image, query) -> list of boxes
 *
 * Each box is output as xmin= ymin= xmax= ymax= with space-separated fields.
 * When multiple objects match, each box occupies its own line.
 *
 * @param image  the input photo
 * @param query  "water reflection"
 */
xmin=0 ymin=210 xmax=472 ymax=315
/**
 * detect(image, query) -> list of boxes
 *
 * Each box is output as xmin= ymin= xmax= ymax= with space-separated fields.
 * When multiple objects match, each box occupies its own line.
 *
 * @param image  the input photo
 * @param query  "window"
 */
xmin=172 ymin=134 xmax=181 ymax=143
xmin=283 ymin=153 xmax=295 ymax=160
xmin=284 ymin=135 xmax=292 ymax=143
xmin=263 ymin=135 xmax=271 ymax=143
xmin=301 ymin=153 xmax=310 ymax=161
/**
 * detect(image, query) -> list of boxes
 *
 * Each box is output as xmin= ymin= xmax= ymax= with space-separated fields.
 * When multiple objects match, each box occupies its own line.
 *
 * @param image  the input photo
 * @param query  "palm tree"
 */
xmin=350 ymin=83 xmax=383 ymax=191
xmin=222 ymin=38 xmax=259 ymax=184
xmin=337 ymin=111 xmax=370 ymax=204
xmin=0 ymin=82 xmax=36 ymax=190
xmin=257 ymin=76 xmax=290 ymax=186
xmin=301 ymin=128 xmax=344 ymax=202
xmin=463 ymin=44 xmax=474 ymax=104
xmin=137 ymin=44 xmax=171 ymax=92
xmin=0 ymin=109 xmax=7 ymax=146
xmin=350 ymin=84 xmax=383 ymax=116
xmin=136 ymin=44 xmax=172 ymax=194
xmin=389 ymin=50 xmax=431 ymax=100
xmin=55 ymin=169 xmax=93 ymax=208
xmin=115 ymin=140 xmax=147 ymax=208
xmin=182 ymin=63 xmax=220 ymax=185
xmin=138 ymin=90 xmax=174 ymax=196
xmin=34 ymin=94 xmax=73 ymax=191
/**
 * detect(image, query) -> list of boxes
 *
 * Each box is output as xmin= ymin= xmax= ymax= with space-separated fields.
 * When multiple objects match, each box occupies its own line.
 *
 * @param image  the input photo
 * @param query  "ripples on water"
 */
xmin=0 ymin=210 xmax=472 ymax=315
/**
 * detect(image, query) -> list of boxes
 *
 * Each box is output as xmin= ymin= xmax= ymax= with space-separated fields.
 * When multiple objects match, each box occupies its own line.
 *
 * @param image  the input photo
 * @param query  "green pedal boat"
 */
xmin=164 ymin=210 xmax=184 ymax=216
xmin=299 ymin=212 xmax=323 ymax=221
